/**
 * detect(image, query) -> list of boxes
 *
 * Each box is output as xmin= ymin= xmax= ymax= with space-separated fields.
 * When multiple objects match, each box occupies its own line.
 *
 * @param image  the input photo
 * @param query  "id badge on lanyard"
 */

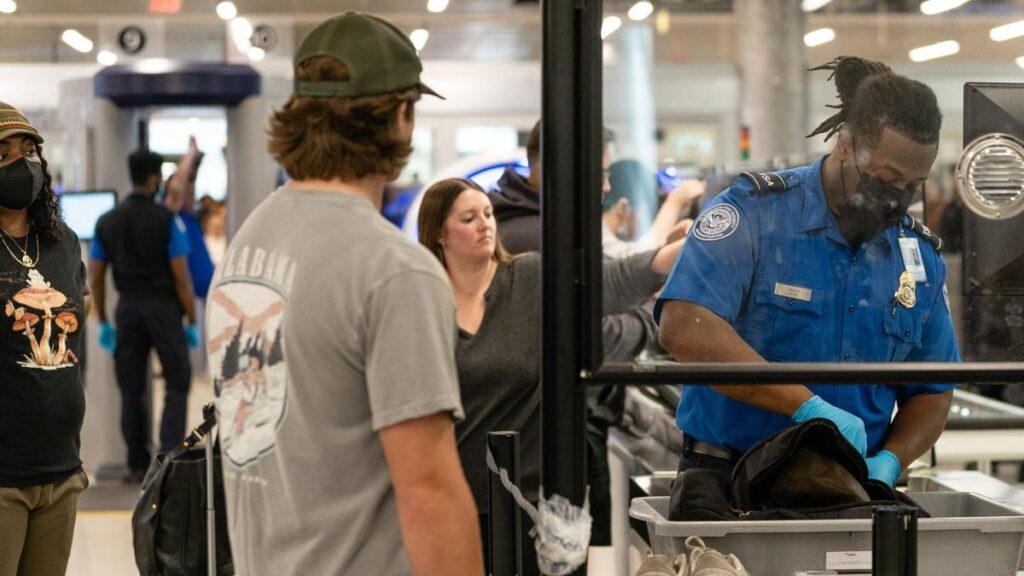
xmin=898 ymin=235 xmax=927 ymax=283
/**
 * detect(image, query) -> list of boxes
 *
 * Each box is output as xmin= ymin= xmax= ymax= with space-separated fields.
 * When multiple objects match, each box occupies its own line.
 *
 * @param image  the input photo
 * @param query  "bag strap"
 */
xmin=179 ymin=403 xmax=218 ymax=454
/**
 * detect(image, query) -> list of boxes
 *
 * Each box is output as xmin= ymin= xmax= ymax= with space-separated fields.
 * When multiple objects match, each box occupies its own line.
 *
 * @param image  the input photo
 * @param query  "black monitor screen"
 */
xmin=61 ymin=190 xmax=116 ymax=241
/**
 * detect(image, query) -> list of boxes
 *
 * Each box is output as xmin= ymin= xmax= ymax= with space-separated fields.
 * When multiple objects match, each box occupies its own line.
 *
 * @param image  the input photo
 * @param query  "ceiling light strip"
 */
xmin=992 ymin=20 xmax=1024 ymax=42
xmin=920 ymin=0 xmax=971 ymax=16
xmin=909 ymin=40 xmax=959 ymax=62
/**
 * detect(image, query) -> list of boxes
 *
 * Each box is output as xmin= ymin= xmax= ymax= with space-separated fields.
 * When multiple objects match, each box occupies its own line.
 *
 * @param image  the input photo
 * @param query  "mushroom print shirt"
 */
xmin=0 ymin=223 xmax=87 ymax=488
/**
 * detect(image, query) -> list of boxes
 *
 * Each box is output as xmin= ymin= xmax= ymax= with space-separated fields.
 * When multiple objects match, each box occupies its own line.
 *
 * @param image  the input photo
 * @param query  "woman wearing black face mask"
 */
xmin=0 ymin=101 xmax=90 ymax=575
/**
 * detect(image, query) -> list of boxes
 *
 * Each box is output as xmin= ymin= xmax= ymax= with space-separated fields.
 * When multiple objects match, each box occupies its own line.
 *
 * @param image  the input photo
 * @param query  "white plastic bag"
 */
xmin=486 ymin=448 xmax=592 ymax=575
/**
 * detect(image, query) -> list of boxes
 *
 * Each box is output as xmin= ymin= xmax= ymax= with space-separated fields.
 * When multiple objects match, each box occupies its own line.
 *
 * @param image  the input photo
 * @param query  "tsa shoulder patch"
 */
xmin=693 ymin=203 xmax=741 ymax=242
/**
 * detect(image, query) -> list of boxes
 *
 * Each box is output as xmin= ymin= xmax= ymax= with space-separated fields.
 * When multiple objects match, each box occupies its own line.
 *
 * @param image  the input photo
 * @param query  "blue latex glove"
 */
xmin=185 ymin=324 xmax=200 ymax=349
xmin=866 ymin=449 xmax=901 ymax=487
xmin=792 ymin=395 xmax=868 ymax=456
xmin=99 ymin=322 xmax=116 ymax=353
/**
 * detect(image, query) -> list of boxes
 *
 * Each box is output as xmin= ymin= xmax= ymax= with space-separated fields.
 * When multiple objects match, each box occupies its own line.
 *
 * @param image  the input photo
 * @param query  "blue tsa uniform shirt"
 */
xmin=655 ymin=156 xmax=960 ymax=455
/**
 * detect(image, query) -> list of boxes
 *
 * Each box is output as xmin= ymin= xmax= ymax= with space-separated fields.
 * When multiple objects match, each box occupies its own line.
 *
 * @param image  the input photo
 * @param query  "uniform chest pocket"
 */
xmin=751 ymin=278 xmax=825 ymax=361
xmin=883 ymin=302 xmax=922 ymax=361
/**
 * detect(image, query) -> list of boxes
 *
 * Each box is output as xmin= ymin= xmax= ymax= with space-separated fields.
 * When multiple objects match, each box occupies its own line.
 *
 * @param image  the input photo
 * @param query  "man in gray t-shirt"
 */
xmin=205 ymin=12 xmax=483 ymax=576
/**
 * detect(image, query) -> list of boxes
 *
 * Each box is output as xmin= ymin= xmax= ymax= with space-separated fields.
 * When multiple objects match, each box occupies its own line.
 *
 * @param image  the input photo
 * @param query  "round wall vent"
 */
xmin=955 ymin=132 xmax=1024 ymax=220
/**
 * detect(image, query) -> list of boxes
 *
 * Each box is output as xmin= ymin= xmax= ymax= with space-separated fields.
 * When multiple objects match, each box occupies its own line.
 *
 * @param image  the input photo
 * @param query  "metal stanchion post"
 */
xmin=203 ymin=403 xmax=217 ymax=576
xmin=488 ymin=431 xmax=522 ymax=576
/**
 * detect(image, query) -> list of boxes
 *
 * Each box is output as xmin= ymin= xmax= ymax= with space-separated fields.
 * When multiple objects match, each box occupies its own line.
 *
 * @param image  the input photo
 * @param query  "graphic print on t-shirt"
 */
xmin=4 ymin=269 xmax=80 ymax=370
xmin=207 ymin=280 xmax=287 ymax=468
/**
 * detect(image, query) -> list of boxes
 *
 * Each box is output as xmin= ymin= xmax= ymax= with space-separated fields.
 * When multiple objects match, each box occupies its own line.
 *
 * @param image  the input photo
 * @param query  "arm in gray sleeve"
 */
xmin=602 ymin=250 xmax=665 ymax=315
xmin=601 ymin=303 xmax=659 ymax=363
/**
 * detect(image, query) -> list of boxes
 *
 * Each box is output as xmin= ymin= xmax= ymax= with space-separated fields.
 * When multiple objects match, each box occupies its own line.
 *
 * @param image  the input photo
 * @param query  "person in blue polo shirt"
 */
xmin=89 ymin=149 xmax=199 ymax=483
xmin=656 ymin=56 xmax=959 ymax=487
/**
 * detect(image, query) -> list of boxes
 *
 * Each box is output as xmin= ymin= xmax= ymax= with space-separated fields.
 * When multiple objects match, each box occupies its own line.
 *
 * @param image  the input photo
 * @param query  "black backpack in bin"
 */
xmin=132 ymin=404 xmax=234 ymax=576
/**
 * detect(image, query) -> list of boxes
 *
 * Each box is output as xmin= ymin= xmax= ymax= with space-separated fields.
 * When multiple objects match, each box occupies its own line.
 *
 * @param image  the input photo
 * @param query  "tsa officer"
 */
xmin=656 ymin=56 xmax=960 ymax=487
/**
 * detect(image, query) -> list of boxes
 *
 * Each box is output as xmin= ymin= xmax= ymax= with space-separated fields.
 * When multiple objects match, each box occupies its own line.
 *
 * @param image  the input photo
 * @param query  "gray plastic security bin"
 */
xmin=629 ymin=492 xmax=1024 ymax=576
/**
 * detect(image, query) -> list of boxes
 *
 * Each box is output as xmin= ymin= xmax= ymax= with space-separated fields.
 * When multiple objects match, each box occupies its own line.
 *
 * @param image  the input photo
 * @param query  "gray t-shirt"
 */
xmin=206 ymin=186 xmax=464 ymax=576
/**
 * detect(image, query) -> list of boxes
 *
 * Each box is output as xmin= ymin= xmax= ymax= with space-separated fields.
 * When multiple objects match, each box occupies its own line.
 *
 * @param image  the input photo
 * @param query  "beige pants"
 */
xmin=0 ymin=471 xmax=89 ymax=576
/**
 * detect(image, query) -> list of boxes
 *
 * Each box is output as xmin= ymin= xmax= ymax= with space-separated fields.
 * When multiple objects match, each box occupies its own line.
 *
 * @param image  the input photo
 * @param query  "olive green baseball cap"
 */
xmin=0 ymin=101 xmax=43 ymax=144
xmin=294 ymin=11 xmax=444 ymax=100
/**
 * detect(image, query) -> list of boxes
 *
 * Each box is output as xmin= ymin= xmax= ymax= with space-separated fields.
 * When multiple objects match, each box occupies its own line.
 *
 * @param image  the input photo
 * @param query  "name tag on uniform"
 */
xmin=774 ymin=282 xmax=813 ymax=302
xmin=899 ymin=237 xmax=927 ymax=283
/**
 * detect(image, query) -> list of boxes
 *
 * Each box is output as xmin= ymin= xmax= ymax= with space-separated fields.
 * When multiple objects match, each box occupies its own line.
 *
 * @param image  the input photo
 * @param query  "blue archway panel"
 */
xmin=94 ymin=62 xmax=261 ymax=107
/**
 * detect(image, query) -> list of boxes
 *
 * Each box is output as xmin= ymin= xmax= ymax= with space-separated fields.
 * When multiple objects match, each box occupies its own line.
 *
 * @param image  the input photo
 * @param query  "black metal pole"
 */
xmin=581 ymin=361 xmax=1024 ymax=386
xmin=872 ymin=504 xmax=918 ymax=576
xmin=541 ymin=0 xmax=603 ymax=574
xmin=488 ymin=432 xmax=522 ymax=576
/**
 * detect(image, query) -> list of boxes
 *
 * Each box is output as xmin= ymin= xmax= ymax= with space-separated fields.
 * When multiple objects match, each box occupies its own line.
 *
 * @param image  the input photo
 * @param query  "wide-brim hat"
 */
xmin=0 ymin=101 xmax=43 ymax=144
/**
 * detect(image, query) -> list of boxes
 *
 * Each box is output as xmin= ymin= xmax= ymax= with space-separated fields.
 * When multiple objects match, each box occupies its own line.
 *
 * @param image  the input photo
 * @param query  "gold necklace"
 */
xmin=0 ymin=227 xmax=38 ymax=268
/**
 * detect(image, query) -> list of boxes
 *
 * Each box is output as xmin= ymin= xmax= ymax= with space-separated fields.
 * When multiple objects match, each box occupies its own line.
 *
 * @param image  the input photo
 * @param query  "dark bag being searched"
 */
xmin=132 ymin=406 xmax=234 ymax=576
xmin=669 ymin=418 xmax=928 ymax=521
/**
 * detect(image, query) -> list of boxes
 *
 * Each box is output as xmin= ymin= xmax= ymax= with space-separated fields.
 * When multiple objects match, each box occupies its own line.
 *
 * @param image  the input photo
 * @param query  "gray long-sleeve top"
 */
xmin=454 ymin=251 xmax=664 ymax=510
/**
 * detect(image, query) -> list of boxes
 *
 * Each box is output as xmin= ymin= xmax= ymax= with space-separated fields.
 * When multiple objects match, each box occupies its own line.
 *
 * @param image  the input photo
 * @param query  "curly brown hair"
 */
xmin=31 ymin=145 xmax=65 ymax=245
xmin=268 ymin=56 xmax=420 ymax=182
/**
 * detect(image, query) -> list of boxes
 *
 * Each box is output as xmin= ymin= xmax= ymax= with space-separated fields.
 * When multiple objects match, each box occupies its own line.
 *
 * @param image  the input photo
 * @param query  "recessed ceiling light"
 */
xmin=216 ymin=1 xmax=238 ymax=20
xmin=601 ymin=16 xmax=622 ymax=40
xmin=804 ymin=28 xmax=835 ymax=47
xmin=97 ymin=50 xmax=118 ymax=66
xmin=427 ymin=0 xmax=449 ymax=13
xmin=801 ymin=0 xmax=833 ymax=12
xmin=410 ymin=29 xmax=429 ymax=52
xmin=229 ymin=17 xmax=253 ymax=52
xmin=0 ymin=0 xmax=17 ymax=14
xmin=628 ymin=1 xmax=654 ymax=22
xmin=61 ymin=29 xmax=94 ymax=53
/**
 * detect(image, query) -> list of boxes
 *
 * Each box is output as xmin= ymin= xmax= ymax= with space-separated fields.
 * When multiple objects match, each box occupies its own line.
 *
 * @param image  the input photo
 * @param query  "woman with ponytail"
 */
xmin=656 ymin=56 xmax=959 ymax=488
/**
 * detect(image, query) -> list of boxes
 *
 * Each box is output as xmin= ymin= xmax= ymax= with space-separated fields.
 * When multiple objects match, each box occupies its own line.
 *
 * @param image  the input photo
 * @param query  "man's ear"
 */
xmin=834 ymin=130 xmax=853 ymax=163
xmin=395 ymin=101 xmax=413 ymax=135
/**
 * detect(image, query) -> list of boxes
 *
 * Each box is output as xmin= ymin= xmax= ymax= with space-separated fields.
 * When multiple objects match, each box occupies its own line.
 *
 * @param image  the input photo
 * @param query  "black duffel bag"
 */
xmin=132 ymin=406 xmax=234 ymax=576
xmin=670 ymin=418 xmax=928 ymax=522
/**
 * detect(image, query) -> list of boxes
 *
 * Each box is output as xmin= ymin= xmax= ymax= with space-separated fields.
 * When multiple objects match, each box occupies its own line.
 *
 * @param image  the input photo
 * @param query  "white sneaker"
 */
xmin=684 ymin=536 xmax=750 ymax=576
xmin=635 ymin=552 xmax=689 ymax=576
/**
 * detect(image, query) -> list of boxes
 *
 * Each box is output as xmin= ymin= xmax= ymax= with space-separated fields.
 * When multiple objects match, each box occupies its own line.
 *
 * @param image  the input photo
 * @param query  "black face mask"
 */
xmin=0 ymin=157 xmax=45 ymax=211
xmin=837 ymin=158 xmax=918 ymax=246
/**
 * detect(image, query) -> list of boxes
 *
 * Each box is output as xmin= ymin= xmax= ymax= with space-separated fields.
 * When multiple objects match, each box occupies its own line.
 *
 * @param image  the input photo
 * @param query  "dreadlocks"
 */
xmin=807 ymin=56 xmax=942 ymax=148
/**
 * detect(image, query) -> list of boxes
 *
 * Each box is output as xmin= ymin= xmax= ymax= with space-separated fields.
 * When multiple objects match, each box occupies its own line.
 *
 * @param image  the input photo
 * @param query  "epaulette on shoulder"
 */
xmin=739 ymin=171 xmax=790 ymax=194
xmin=904 ymin=215 xmax=943 ymax=253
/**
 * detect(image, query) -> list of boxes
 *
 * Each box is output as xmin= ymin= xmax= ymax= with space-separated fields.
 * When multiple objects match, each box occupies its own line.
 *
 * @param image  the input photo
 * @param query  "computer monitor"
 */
xmin=60 ymin=190 xmax=117 ymax=241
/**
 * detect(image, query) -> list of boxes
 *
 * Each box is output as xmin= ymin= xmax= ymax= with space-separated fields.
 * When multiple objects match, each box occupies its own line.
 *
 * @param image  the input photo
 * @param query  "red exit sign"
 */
xmin=150 ymin=0 xmax=181 ymax=13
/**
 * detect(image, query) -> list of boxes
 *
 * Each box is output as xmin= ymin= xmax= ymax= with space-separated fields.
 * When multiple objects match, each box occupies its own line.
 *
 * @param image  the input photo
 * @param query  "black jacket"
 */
xmin=489 ymin=166 xmax=540 ymax=254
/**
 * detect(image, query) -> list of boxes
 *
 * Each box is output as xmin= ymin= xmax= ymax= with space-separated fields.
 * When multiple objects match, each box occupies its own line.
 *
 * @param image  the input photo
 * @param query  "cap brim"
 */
xmin=0 ymin=127 xmax=43 ymax=144
xmin=419 ymin=82 xmax=445 ymax=100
